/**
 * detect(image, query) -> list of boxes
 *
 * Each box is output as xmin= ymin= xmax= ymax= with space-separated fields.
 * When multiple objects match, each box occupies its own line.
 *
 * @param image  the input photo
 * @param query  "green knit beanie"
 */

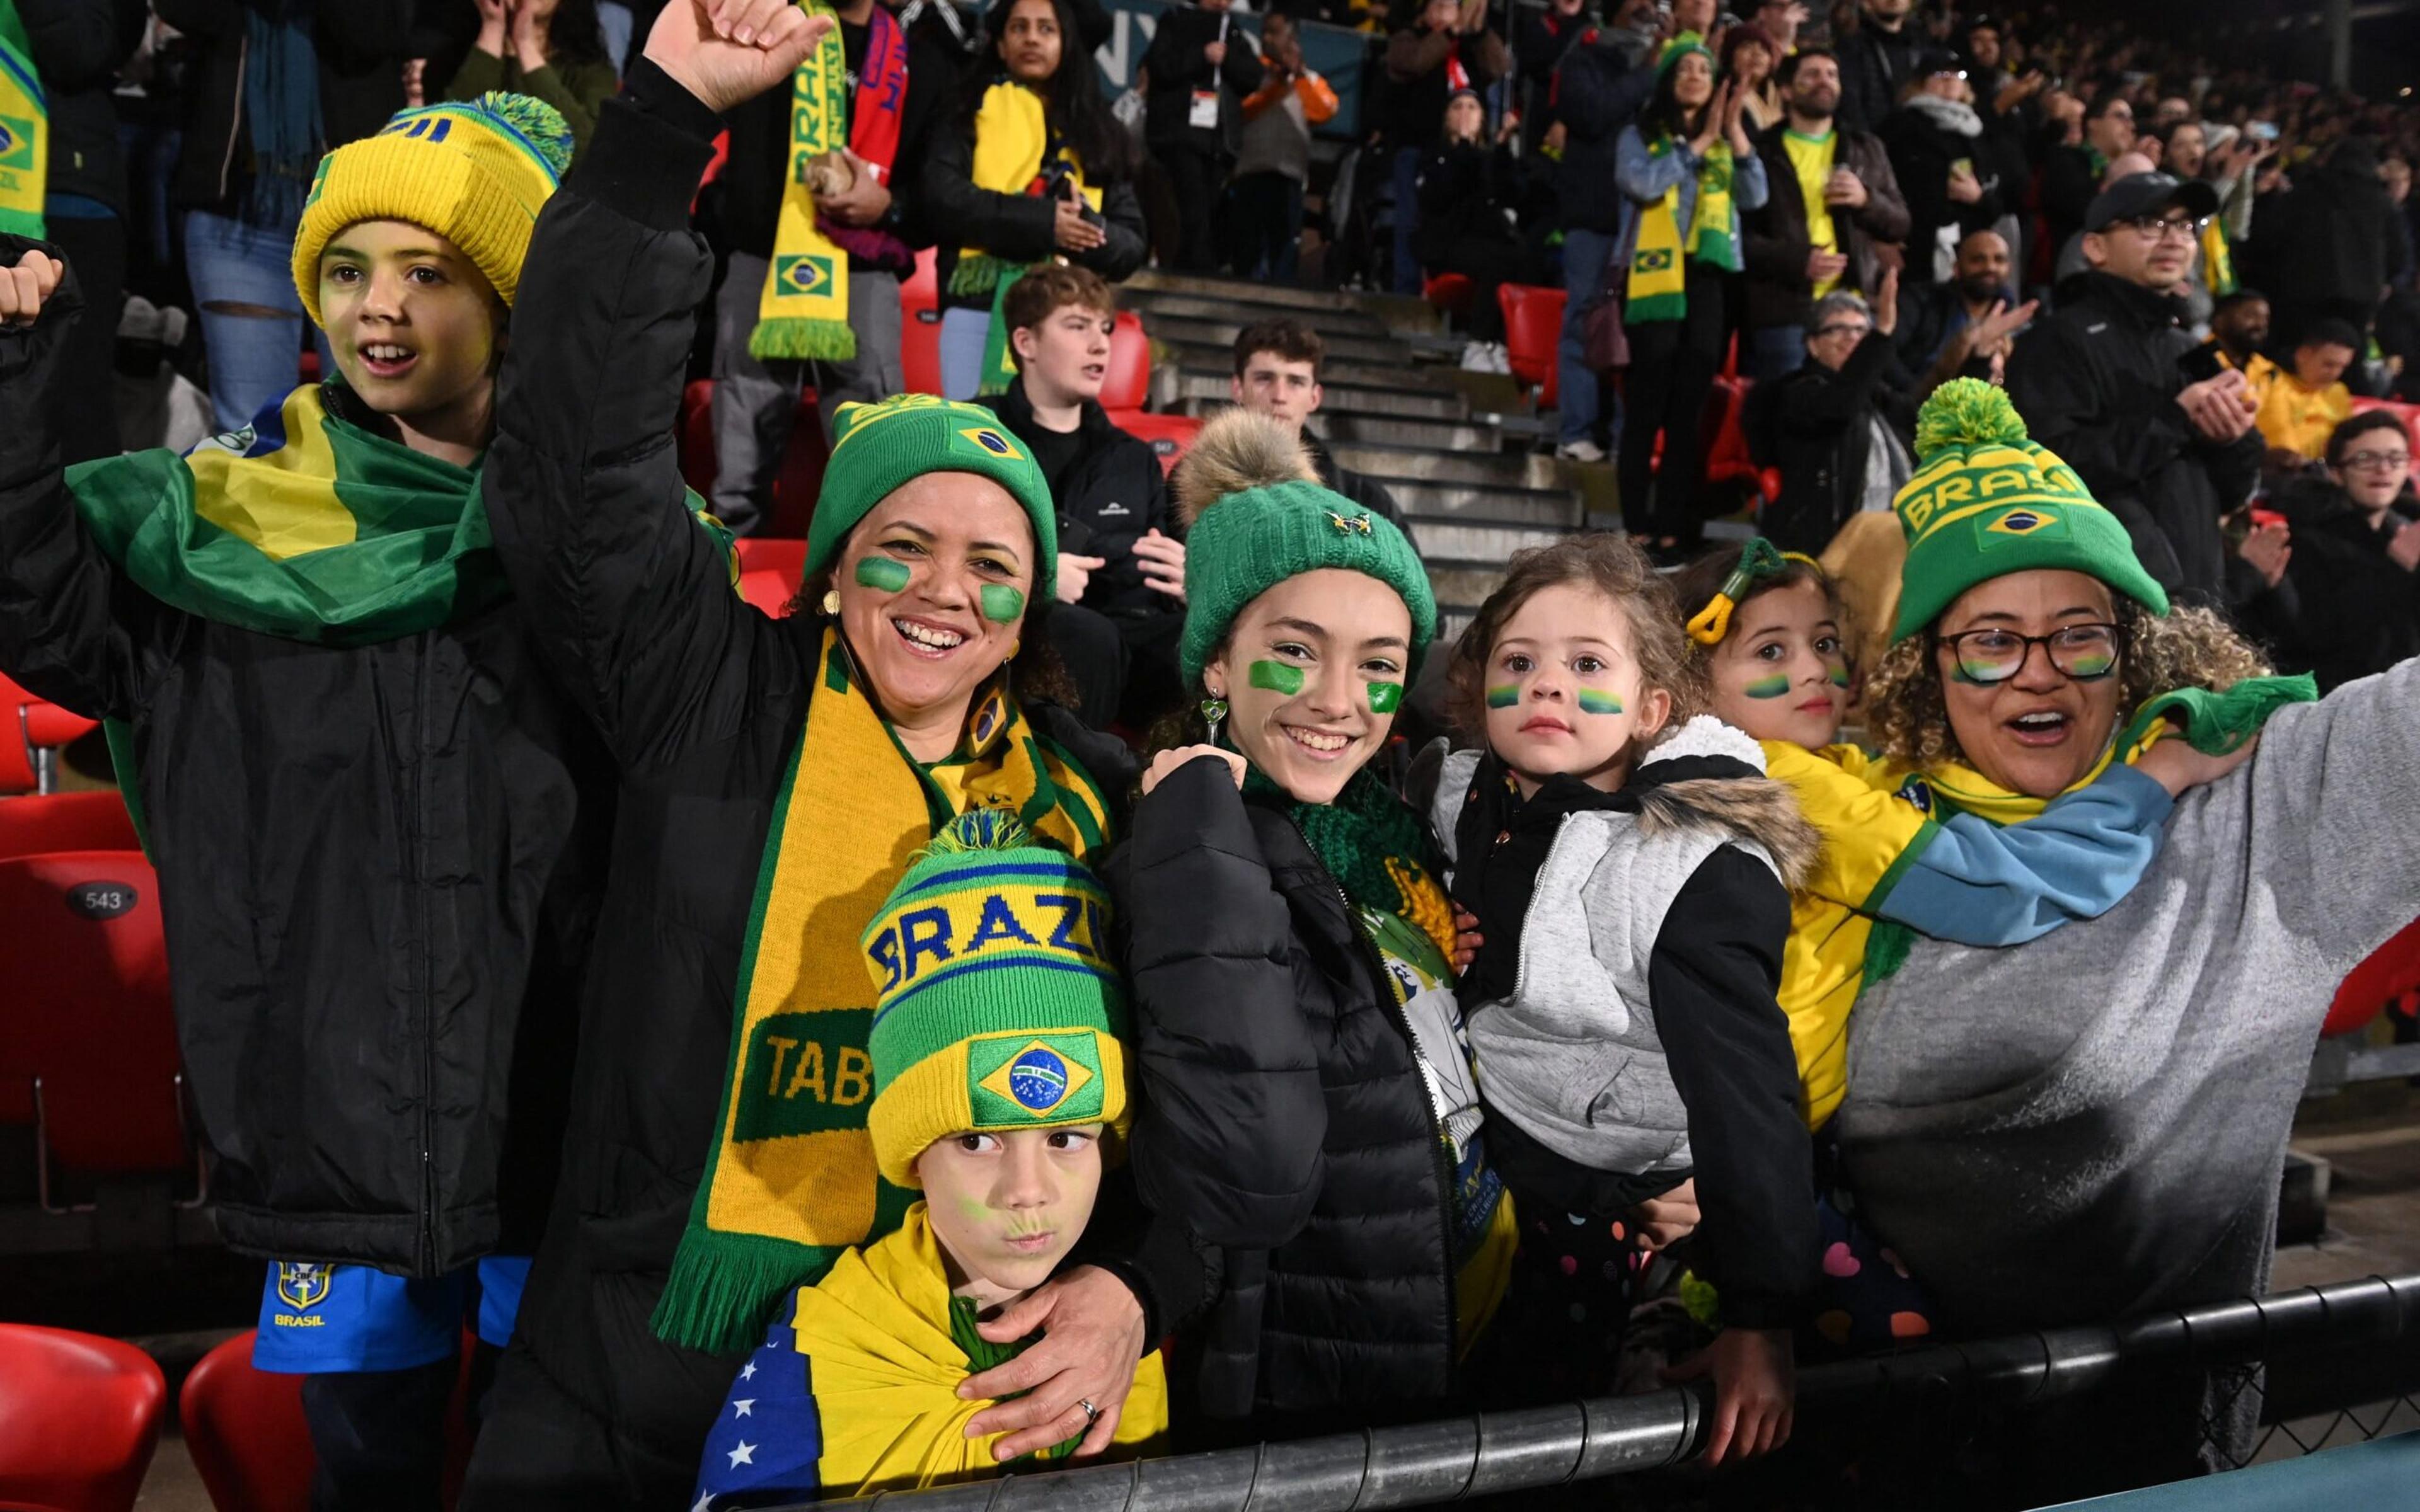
xmin=1889 ymin=379 xmax=2169 ymax=642
xmin=860 ymin=810 xmax=1128 ymax=1189
xmin=1175 ymin=412 xmax=1436 ymax=684
xmin=1657 ymin=30 xmax=1712 ymax=75
xmin=807 ymin=396 xmax=1058 ymax=595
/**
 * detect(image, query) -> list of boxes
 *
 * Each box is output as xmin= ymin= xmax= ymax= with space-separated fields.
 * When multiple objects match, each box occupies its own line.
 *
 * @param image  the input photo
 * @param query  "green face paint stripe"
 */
xmin=2068 ymin=653 xmax=2114 ymax=678
xmin=854 ymin=557 xmax=912 ymax=592
xmin=1828 ymin=667 xmax=1852 ymax=688
xmin=1574 ymin=689 xmax=1624 ymax=716
xmin=1485 ymin=685 xmax=1521 ymax=709
xmin=1367 ymin=680 xmax=1404 ymax=714
xmin=1248 ymin=660 xmax=1305 ymax=696
xmin=1743 ymin=673 xmax=1792 ymax=699
xmin=979 ymin=584 xmax=1026 ymax=624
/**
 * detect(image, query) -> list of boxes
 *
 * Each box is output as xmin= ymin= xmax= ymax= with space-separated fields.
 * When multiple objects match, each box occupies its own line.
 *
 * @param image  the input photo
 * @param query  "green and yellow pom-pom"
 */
xmin=1915 ymin=377 xmax=2029 ymax=461
xmin=476 ymin=91 xmax=575 ymax=180
xmin=919 ymin=808 xmax=1035 ymax=861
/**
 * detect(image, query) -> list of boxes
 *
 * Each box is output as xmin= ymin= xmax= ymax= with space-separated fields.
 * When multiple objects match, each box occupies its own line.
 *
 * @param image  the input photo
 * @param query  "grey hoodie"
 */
xmin=1839 ymin=654 xmax=2420 ymax=1340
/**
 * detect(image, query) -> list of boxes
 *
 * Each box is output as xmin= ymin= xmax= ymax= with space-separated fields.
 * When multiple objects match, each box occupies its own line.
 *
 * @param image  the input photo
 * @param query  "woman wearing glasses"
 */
xmin=1827 ymin=381 xmax=2419 ymax=1496
xmin=2270 ymin=410 xmax=2420 ymax=691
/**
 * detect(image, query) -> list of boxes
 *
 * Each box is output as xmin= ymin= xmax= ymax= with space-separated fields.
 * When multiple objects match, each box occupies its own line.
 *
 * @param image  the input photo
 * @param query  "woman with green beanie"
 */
xmin=1819 ymin=379 xmax=2420 ymax=1496
xmin=453 ymin=4 xmax=1166 ymax=1503
xmin=1102 ymin=408 xmax=1514 ymax=1431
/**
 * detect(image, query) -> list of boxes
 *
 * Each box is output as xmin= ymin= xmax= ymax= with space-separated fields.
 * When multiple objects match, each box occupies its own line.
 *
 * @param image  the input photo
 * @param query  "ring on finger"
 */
xmin=1078 ymin=1398 xmax=1100 ymax=1424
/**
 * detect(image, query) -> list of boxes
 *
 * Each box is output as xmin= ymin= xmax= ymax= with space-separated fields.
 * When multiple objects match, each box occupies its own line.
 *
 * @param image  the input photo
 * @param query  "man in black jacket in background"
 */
xmin=1834 ymin=0 xmax=1920 ymax=131
xmin=1142 ymin=0 xmax=1261 ymax=273
xmin=2006 ymin=173 xmax=2280 ymax=614
xmin=1548 ymin=2 xmax=1657 ymax=459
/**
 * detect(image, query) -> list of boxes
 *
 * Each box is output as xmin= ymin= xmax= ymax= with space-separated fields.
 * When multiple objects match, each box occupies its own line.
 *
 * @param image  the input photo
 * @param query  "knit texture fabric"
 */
xmin=861 ymin=810 xmax=1130 ymax=1188
xmin=807 ymin=395 xmax=1059 ymax=592
xmin=1180 ymin=479 xmax=1436 ymax=684
xmin=1889 ymin=379 xmax=2169 ymax=641
xmin=292 ymin=93 xmax=572 ymax=323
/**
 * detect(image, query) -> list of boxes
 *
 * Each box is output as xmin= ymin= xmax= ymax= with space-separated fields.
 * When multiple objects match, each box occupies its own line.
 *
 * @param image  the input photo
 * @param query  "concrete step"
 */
xmin=1307 ymin=411 xmax=1498 ymax=452
xmin=1438 ymin=608 xmax=1476 ymax=646
xmin=1141 ymin=314 xmax=1405 ymax=367
xmin=1385 ymin=479 xmax=1586 ymax=529
xmin=1405 ymin=518 xmax=1572 ymax=563
xmin=1124 ymin=290 xmax=1392 ymax=340
xmin=1328 ymin=440 xmax=1567 ymax=490
xmin=1125 ymin=269 xmax=1359 ymax=312
xmin=1168 ymin=349 xmax=1467 ymax=394
xmin=1170 ymin=370 xmax=1472 ymax=422
xmin=1427 ymin=560 xmax=1513 ymax=609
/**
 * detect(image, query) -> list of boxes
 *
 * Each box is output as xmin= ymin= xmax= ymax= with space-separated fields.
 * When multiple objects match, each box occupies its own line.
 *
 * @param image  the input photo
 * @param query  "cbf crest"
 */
xmin=277 ymin=1261 xmax=333 ymax=1311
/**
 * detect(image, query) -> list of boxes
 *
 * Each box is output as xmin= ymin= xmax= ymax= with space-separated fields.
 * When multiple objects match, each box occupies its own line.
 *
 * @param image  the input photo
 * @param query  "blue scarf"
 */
xmin=242 ymin=1 xmax=323 ymax=229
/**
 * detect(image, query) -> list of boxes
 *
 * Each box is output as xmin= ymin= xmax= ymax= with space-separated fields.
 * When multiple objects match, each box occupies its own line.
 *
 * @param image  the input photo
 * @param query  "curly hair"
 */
xmin=1443 ymin=534 xmax=1700 ymax=741
xmin=1863 ymin=600 xmax=2272 ymax=769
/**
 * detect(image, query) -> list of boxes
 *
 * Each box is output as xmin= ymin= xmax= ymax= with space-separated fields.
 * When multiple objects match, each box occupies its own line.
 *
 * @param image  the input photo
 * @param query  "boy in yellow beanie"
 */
xmin=0 ymin=93 xmax=614 ymax=1507
xmin=691 ymin=811 xmax=1168 ymax=1508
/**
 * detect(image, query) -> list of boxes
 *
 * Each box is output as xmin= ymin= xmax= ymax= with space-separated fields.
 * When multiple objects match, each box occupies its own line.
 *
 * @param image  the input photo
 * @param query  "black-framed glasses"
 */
xmin=2340 ymin=449 xmax=2413 ymax=472
xmin=1936 ymin=623 xmax=2121 ymax=684
xmin=1812 ymin=321 xmax=1872 ymax=339
xmin=2107 ymin=213 xmax=2205 ymax=241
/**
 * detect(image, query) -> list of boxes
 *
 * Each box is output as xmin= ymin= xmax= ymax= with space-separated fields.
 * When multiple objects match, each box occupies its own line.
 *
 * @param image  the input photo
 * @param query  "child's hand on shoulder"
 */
xmin=1664 ymin=1326 xmax=1794 ymax=1467
xmin=1 ymin=249 xmax=64 ymax=328
xmin=2136 ymin=726 xmax=2259 ymax=798
xmin=1141 ymin=745 xmax=1247 ymax=796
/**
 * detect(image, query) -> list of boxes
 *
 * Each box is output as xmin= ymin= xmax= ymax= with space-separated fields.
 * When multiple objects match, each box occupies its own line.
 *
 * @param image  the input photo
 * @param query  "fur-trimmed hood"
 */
xmin=1630 ymin=718 xmax=1823 ymax=890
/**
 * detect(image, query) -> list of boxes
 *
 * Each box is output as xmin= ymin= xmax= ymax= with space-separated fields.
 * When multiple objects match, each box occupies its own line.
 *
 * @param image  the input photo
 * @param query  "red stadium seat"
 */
xmin=2347 ymin=398 xmax=2420 ymax=488
xmin=179 ymin=1334 xmax=312 ymax=1512
xmin=902 ymin=247 xmax=943 ymax=397
xmin=1703 ymin=375 xmax=1780 ymax=510
xmin=1497 ymin=284 xmax=1565 ymax=410
xmin=0 ymin=791 xmax=139 ymax=862
xmin=1101 ymin=311 xmax=1151 ymax=411
xmin=0 ymin=851 xmax=185 ymax=1182
xmin=0 ymin=673 xmax=100 ymax=795
xmin=734 ymin=537 xmax=809 ymax=618
xmin=2324 ymin=914 xmax=2420 ymax=1038
xmin=0 ymin=1324 xmax=166 ymax=1512
xmin=1422 ymin=272 xmax=1474 ymax=317
xmin=674 ymin=381 xmax=829 ymax=541
xmin=678 ymin=378 xmax=718 ymax=499
xmin=1109 ymin=411 xmax=1203 ymax=475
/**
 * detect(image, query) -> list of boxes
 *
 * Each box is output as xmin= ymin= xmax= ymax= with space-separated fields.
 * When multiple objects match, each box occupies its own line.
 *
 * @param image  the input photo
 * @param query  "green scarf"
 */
xmin=0 ymin=0 xmax=43 ymax=237
xmin=1625 ymin=135 xmax=1738 ymax=324
xmin=1864 ymin=673 xmax=2318 ymax=981
xmin=653 ymin=626 xmax=1114 ymax=1354
xmin=1243 ymin=764 xmax=1458 ymax=967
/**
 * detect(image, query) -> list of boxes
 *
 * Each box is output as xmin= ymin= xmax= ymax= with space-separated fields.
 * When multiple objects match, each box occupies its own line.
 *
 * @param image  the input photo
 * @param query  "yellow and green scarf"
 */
xmin=2200 ymin=215 xmax=2236 ymax=299
xmin=952 ymin=79 xmax=1099 ymax=396
xmin=1625 ymin=135 xmax=1737 ymax=323
xmin=654 ymin=624 xmax=1114 ymax=1354
xmin=0 ymin=0 xmax=47 ymax=236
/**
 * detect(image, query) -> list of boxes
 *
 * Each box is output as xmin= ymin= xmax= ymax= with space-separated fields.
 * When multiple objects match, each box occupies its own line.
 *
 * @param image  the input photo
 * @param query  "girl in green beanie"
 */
xmin=1098 ymin=409 xmax=1511 ymax=1429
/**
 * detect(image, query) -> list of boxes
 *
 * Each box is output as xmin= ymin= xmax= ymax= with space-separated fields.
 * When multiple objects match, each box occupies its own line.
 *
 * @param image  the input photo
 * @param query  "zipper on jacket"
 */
xmin=412 ymin=635 xmax=438 ymax=1275
xmin=1298 ymin=820 xmax=1461 ymax=1381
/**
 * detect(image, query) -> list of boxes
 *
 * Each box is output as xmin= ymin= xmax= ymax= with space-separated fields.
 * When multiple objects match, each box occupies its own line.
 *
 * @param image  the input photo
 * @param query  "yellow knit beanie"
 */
xmin=291 ymin=93 xmax=573 ymax=326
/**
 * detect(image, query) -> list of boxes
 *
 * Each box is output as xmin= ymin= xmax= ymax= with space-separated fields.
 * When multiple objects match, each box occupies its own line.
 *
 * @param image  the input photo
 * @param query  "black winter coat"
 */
xmin=1412 ymin=139 xmax=1519 ymax=266
xmin=14 ymin=0 xmax=146 ymax=210
xmin=1141 ymin=4 xmax=1262 ymax=158
xmin=470 ymin=72 xmax=1145 ymax=1498
xmin=2269 ymin=140 xmax=2406 ymax=314
xmin=1877 ymin=97 xmax=2004 ymax=284
xmin=2004 ymin=271 xmax=2264 ymax=605
xmin=1742 ymin=121 xmax=1910 ymax=333
xmin=0 ymin=241 xmax=613 ymax=1277
xmin=1744 ymin=329 xmax=1915 ymax=556
xmin=1550 ymin=29 xmax=1655 ymax=236
xmin=1833 ymin=20 xmax=1920 ymax=133
xmin=156 ymin=0 xmax=412 ymax=216
xmin=1106 ymin=757 xmax=1461 ymax=1424
xmin=1381 ymin=21 xmax=1504 ymax=153
xmin=984 ymin=383 xmax=1173 ymax=616
xmin=2268 ymin=478 xmax=2420 ymax=692
xmin=918 ymin=89 xmax=1146 ymax=311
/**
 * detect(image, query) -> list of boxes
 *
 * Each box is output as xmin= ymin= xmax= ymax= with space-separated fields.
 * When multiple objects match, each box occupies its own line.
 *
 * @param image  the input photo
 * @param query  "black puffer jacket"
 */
xmin=2268 ymin=476 xmax=2420 ymax=692
xmin=1550 ymin=27 xmax=1655 ymax=236
xmin=155 ymin=0 xmax=412 ymax=216
xmin=1744 ymin=328 xmax=1915 ymax=556
xmin=0 ymin=240 xmax=611 ymax=1277
xmin=461 ymin=72 xmax=1147 ymax=1506
xmin=1105 ymin=756 xmax=1458 ymax=1425
xmin=15 ymin=0 xmax=147 ymax=210
xmin=984 ymin=382 xmax=1172 ymax=616
xmin=919 ymin=82 xmax=1146 ymax=311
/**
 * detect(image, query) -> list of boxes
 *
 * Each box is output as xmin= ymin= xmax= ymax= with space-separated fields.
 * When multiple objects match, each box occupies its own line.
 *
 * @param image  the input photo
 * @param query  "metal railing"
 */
xmin=821 ymin=1273 xmax=2420 ymax=1511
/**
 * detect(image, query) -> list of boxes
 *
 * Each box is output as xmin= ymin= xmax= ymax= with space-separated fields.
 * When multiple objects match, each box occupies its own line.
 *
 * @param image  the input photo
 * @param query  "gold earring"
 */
xmin=821 ymin=588 xmax=841 ymax=616
xmin=1006 ymin=638 xmax=1021 ymax=658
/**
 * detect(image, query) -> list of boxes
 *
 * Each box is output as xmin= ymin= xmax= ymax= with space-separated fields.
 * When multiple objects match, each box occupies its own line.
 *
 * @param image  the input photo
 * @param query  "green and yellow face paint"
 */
xmin=1743 ymin=672 xmax=1792 ymax=700
xmin=1574 ymin=688 xmax=1624 ymax=716
xmin=1249 ymin=660 xmax=1305 ymax=696
xmin=978 ymin=584 xmax=1026 ymax=624
xmin=1367 ymin=680 xmax=1403 ymax=714
xmin=1828 ymin=667 xmax=1851 ymax=689
xmin=2065 ymin=646 xmax=2116 ymax=680
xmin=1485 ymin=684 xmax=1521 ymax=710
xmin=854 ymin=556 xmax=913 ymax=593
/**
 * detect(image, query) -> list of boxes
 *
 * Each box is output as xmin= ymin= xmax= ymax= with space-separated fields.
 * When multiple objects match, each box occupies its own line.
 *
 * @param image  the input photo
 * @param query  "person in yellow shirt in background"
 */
xmin=689 ymin=812 xmax=1167 ymax=1508
xmin=2256 ymin=318 xmax=2361 ymax=469
xmin=2201 ymin=289 xmax=2281 ymax=406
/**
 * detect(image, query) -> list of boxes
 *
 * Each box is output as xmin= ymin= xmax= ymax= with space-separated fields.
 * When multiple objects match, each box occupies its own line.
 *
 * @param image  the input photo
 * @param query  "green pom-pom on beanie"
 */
xmin=1172 ymin=412 xmax=1436 ymax=685
xmin=476 ymin=90 xmax=575 ymax=178
xmin=1887 ymin=379 xmax=2169 ymax=642
xmin=806 ymin=396 xmax=1058 ymax=596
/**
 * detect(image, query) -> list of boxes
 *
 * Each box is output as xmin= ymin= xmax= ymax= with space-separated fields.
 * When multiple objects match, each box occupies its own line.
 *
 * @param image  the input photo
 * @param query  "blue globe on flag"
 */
xmin=1006 ymin=1048 xmax=1070 ymax=1113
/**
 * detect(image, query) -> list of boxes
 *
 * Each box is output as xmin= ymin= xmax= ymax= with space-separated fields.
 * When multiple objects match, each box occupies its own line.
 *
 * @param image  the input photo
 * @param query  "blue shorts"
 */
xmin=253 ymin=1255 xmax=533 ymax=1375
